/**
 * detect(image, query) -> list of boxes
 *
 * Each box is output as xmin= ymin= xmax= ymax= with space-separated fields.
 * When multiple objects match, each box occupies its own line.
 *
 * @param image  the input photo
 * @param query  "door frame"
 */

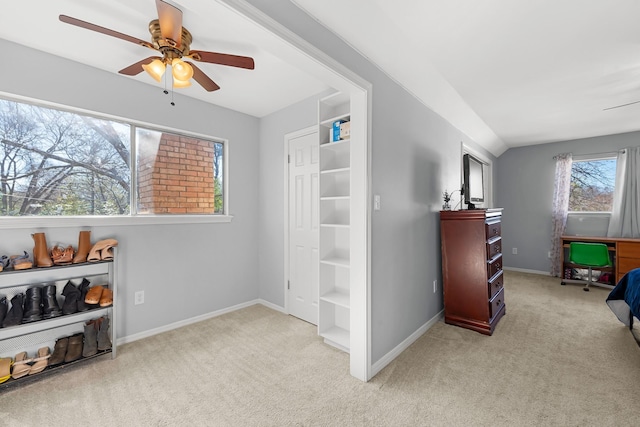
xmin=283 ymin=125 xmax=319 ymax=316
xmin=220 ymin=0 xmax=373 ymax=381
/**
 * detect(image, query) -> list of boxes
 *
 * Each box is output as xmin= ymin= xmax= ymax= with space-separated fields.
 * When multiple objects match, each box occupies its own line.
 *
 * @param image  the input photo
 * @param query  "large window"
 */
xmin=0 ymin=98 xmax=224 ymax=217
xmin=569 ymin=155 xmax=616 ymax=212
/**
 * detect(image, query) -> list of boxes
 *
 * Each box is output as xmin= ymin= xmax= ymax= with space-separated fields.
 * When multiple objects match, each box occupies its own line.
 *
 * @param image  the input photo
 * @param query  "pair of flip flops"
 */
xmin=87 ymin=239 xmax=118 ymax=262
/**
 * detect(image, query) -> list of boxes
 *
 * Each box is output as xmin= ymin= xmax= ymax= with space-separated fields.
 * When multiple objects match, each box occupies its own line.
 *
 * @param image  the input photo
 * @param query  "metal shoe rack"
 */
xmin=0 ymin=250 xmax=117 ymax=391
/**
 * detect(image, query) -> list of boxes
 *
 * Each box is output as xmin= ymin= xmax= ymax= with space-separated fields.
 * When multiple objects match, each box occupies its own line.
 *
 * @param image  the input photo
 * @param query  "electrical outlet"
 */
xmin=512 ymin=248 xmax=518 ymax=255
xmin=374 ymin=195 xmax=381 ymax=211
xmin=548 ymin=251 xmax=552 ymax=258
xmin=134 ymin=291 xmax=145 ymax=305
xmin=433 ymin=279 xmax=438 ymax=293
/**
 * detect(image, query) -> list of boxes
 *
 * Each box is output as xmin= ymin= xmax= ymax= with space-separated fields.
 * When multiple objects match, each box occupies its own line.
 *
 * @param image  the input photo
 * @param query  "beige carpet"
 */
xmin=1 ymin=271 xmax=639 ymax=426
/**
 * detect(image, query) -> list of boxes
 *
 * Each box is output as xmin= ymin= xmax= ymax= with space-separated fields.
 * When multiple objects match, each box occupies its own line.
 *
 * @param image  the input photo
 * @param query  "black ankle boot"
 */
xmin=61 ymin=281 xmax=79 ymax=315
xmin=0 ymin=296 xmax=8 ymax=327
xmin=2 ymin=294 xmax=24 ymax=327
xmin=22 ymin=286 xmax=42 ymax=323
xmin=76 ymin=278 xmax=91 ymax=312
xmin=42 ymin=284 xmax=62 ymax=319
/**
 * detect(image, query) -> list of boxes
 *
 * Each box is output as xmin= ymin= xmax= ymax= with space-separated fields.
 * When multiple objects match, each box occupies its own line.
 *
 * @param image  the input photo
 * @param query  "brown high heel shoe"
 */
xmin=72 ymin=231 xmax=91 ymax=264
xmin=87 ymin=239 xmax=118 ymax=262
xmin=32 ymin=233 xmax=53 ymax=268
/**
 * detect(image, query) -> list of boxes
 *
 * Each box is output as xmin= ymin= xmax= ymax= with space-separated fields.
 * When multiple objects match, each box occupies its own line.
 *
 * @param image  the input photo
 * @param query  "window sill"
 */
xmin=0 ymin=215 xmax=234 ymax=229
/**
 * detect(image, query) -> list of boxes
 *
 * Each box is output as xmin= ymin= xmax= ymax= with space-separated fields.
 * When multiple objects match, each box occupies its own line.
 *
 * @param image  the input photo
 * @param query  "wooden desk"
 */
xmin=561 ymin=235 xmax=640 ymax=283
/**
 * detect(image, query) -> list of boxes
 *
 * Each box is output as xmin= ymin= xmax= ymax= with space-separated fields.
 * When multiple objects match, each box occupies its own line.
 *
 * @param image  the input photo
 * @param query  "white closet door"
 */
xmin=288 ymin=130 xmax=319 ymax=324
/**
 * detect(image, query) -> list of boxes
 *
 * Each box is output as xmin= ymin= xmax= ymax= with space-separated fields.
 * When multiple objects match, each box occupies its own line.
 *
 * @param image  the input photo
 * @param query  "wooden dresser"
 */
xmin=440 ymin=208 xmax=505 ymax=335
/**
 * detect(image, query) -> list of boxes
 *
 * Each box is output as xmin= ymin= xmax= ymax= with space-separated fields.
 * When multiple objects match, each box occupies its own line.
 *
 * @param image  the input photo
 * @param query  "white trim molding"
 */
xmin=370 ymin=310 xmax=444 ymax=379
xmin=117 ymin=299 xmax=284 ymax=346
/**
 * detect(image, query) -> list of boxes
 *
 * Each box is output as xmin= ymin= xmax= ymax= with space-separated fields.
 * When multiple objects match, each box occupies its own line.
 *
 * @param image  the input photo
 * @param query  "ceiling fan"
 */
xmin=59 ymin=0 xmax=255 ymax=92
xmin=603 ymin=100 xmax=640 ymax=111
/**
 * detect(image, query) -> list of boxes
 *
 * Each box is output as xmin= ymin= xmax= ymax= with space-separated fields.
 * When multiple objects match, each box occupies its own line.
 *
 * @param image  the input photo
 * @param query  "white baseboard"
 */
xmin=117 ymin=299 xmax=266 ymax=346
xmin=370 ymin=309 xmax=444 ymax=378
xmin=257 ymin=299 xmax=286 ymax=313
xmin=503 ymin=266 xmax=550 ymax=276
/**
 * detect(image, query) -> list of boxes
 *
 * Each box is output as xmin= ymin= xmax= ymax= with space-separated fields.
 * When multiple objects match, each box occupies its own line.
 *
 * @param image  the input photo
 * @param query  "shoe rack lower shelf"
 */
xmin=0 ymin=307 xmax=111 ymax=341
xmin=0 ymin=348 xmax=112 ymax=391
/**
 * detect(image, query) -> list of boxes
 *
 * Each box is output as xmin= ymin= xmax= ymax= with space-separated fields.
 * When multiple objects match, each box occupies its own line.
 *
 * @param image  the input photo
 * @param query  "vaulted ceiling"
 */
xmin=2 ymin=1 xmax=639 ymax=156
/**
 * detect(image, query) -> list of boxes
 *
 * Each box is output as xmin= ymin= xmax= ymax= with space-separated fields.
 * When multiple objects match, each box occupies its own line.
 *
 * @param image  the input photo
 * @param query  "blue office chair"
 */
xmin=562 ymin=242 xmax=613 ymax=291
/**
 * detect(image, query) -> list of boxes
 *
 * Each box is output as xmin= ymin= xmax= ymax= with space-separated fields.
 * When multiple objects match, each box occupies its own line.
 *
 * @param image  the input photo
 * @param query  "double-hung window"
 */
xmin=568 ymin=154 xmax=617 ymax=213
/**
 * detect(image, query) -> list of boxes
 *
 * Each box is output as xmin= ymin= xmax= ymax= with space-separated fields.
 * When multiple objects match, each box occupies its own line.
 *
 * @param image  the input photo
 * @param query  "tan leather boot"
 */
xmin=32 ymin=233 xmax=53 ymax=268
xmin=72 ymin=230 xmax=92 ymax=264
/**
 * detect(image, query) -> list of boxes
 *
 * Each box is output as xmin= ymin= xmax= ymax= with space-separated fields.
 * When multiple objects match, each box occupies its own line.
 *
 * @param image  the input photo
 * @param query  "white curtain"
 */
xmin=550 ymin=153 xmax=572 ymax=277
xmin=607 ymin=147 xmax=640 ymax=238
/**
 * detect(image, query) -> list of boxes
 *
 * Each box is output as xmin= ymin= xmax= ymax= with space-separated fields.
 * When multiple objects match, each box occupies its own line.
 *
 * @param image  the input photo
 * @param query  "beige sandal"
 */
xmin=87 ymin=239 xmax=118 ymax=262
xmin=29 ymin=347 xmax=51 ymax=375
xmin=11 ymin=351 xmax=32 ymax=379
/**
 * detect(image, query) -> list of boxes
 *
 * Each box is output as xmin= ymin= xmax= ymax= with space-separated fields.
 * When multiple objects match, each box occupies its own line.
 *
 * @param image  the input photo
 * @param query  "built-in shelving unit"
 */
xmin=318 ymin=91 xmax=352 ymax=352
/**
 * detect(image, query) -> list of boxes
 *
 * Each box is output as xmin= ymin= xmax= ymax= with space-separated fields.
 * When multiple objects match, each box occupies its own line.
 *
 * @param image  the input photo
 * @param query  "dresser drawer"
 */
xmin=618 ymin=242 xmax=640 ymax=259
xmin=490 ymin=288 xmax=505 ymax=319
xmin=486 ymin=237 xmax=502 ymax=260
xmin=486 ymin=221 xmax=501 ymax=239
xmin=487 ymin=254 xmax=502 ymax=280
xmin=488 ymin=270 xmax=504 ymax=299
xmin=618 ymin=257 xmax=640 ymax=275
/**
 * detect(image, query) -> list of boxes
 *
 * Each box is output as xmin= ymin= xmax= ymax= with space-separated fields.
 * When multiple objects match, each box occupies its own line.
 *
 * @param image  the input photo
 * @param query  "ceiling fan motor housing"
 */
xmin=148 ymin=19 xmax=192 ymax=61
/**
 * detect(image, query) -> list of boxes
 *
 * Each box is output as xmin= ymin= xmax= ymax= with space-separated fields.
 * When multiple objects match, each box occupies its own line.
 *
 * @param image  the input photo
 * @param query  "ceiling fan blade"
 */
xmin=119 ymin=56 xmax=161 ymax=76
xmin=603 ymin=100 xmax=640 ymax=111
xmin=156 ymin=0 xmax=183 ymax=45
xmin=187 ymin=62 xmax=220 ymax=92
xmin=59 ymin=15 xmax=153 ymax=49
xmin=189 ymin=50 xmax=255 ymax=70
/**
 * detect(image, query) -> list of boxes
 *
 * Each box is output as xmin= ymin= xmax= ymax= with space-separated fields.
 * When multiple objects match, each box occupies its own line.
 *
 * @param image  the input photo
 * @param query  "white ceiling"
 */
xmin=294 ymin=0 xmax=640 ymax=155
xmin=0 ymin=0 xmax=330 ymax=118
xmin=3 ymin=1 xmax=640 ymax=156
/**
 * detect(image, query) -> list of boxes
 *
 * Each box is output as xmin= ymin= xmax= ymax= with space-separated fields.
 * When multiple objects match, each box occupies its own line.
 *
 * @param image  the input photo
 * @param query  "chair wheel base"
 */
xmin=583 ymin=287 xmax=590 ymax=292
xmin=560 ymin=282 xmax=566 ymax=286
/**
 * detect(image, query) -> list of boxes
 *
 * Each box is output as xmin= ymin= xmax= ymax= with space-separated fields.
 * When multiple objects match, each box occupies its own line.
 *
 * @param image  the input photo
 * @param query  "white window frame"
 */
xmin=567 ymin=152 xmax=617 ymax=215
xmin=0 ymin=92 xmax=232 ymax=229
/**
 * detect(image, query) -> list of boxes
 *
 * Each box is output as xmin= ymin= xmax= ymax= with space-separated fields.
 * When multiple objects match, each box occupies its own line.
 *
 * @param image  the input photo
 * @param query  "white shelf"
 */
xmin=320 ymin=289 xmax=350 ymax=308
xmin=321 ymin=196 xmax=350 ymax=201
xmin=320 ymin=256 xmax=350 ymax=268
xmin=320 ymin=91 xmax=349 ymax=106
xmin=318 ymin=92 xmax=352 ymax=357
xmin=0 ymin=307 xmax=111 ymax=341
xmin=321 ymin=326 xmax=350 ymax=351
xmin=320 ymin=113 xmax=351 ymax=128
xmin=320 ymin=139 xmax=350 ymax=149
xmin=320 ymin=223 xmax=350 ymax=229
xmin=321 ymin=167 xmax=350 ymax=175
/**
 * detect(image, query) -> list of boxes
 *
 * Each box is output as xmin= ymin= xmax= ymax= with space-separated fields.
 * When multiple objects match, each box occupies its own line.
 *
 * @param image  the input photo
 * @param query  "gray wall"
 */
xmin=0 ymin=39 xmax=261 ymax=339
xmin=245 ymin=0 xmax=496 ymax=364
xmin=497 ymin=131 xmax=639 ymax=273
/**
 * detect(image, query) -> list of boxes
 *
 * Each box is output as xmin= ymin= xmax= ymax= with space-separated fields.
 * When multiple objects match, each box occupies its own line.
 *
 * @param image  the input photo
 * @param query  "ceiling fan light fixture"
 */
xmin=171 ymin=58 xmax=194 ymax=81
xmin=173 ymin=77 xmax=192 ymax=88
xmin=142 ymin=58 xmax=166 ymax=82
